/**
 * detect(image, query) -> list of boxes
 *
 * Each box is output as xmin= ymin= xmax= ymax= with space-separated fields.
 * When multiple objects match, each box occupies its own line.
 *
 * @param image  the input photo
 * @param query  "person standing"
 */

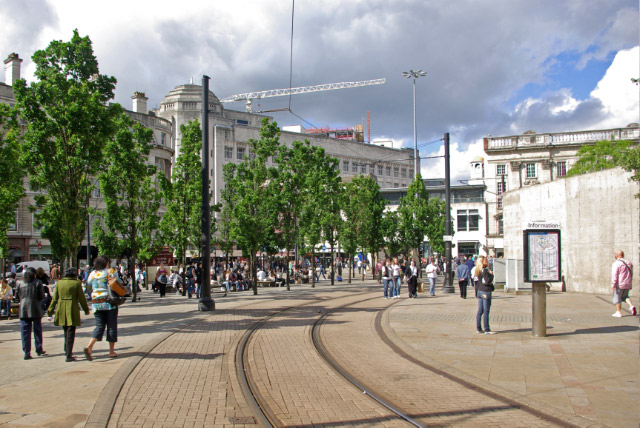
xmin=381 ymin=258 xmax=392 ymax=299
xmin=47 ymin=267 xmax=90 ymax=362
xmin=16 ymin=268 xmax=46 ymax=359
xmin=456 ymin=260 xmax=470 ymax=299
xmin=476 ymin=257 xmax=495 ymax=334
xmin=391 ymin=258 xmax=402 ymax=298
xmin=50 ymin=264 xmax=60 ymax=285
xmin=84 ymin=256 xmax=121 ymax=361
xmin=1 ymin=279 xmax=13 ymax=318
xmin=425 ymin=258 xmax=439 ymax=296
xmin=611 ymin=250 xmax=635 ymax=317
xmin=407 ymin=259 xmax=419 ymax=298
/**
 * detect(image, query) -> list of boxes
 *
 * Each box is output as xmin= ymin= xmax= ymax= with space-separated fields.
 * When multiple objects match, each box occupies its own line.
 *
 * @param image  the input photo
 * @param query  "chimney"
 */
xmin=3 ymin=53 xmax=22 ymax=86
xmin=132 ymin=91 xmax=148 ymax=114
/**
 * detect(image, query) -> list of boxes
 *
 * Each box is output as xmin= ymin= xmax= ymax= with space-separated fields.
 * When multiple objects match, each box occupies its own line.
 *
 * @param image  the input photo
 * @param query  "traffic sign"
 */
xmin=443 ymin=235 xmax=453 ymax=242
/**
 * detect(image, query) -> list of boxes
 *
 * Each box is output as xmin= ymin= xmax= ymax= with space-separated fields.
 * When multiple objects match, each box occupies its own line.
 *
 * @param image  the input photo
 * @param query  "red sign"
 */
xmin=149 ymin=247 xmax=174 ymax=266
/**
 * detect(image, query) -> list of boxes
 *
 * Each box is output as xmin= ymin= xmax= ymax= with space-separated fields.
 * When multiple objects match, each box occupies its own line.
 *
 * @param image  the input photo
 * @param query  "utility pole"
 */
xmin=199 ymin=75 xmax=214 ymax=311
xmin=442 ymin=132 xmax=455 ymax=294
xmin=402 ymin=69 xmax=426 ymax=179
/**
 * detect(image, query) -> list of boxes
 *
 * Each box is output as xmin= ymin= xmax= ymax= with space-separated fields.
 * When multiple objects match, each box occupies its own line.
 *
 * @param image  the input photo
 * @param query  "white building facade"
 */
xmin=483 ymin=125 xmax=640 ymax=257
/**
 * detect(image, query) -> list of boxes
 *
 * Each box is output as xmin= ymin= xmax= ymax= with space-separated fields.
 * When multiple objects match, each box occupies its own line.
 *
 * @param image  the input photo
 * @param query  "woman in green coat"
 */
xmin=47 ymin=267 xmax=90 ymax=362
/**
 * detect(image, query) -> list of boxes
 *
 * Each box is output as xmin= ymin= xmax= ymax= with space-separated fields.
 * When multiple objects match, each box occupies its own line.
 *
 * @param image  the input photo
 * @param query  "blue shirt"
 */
xmin=456 ymin=263 xmax=470 ymax=281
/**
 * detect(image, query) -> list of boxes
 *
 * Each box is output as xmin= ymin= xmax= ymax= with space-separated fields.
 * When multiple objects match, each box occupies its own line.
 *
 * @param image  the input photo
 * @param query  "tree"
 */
xmin=214 ymin=166 xmax=236 ymax=269
xmin=160 ymin=119 xmax=202 ymax=292
xmin=92 ymin=112 xmax=163 ymax=302
xmin=12 ymin=30 xmax=120 ymax=265
xmin=225 ymin=119 xmax=280 ymax=294
xmin=382 ymin=210 xmax=403 ymax=258
xmin=424 ymin=197 xmax=446 ymax=255
xmin=0 ymin=104 xmax=25 ymax=273
xmin=396 ymin=174 xmax=431 ymax=258
xmin=567 ymin=140 xmax=633 ymax=176
xmin=340 ymin=181 xmax=359 ymax=283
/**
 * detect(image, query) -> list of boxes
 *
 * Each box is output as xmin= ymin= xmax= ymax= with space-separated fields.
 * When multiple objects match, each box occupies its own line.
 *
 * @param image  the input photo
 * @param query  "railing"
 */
xmin=452 ymin=197 xmax=484 ymax=203
xmin=486 ymin=126 xmax=639 ymax=150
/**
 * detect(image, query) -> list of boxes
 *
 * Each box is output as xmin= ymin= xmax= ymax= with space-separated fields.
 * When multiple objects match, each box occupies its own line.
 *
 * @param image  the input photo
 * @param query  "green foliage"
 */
xmin=159 ymin=120 xmax=203 ymax=263
xmin=424 ymin=197 xmax=446 ymax=254
xmin=92 ymin=112 xmax=162 ymax=301
xmin=567 ymin=140 xmax=633 ymax=176
xmin=619 ymin=144 xmax=640 ymax=197
xmin=224 ymin=118 xmax=281 ymax=292
xmin=12 ymin=30 xmax=120 ymax=263
xmin=396 ymin=174 xmax=430 ymax=255
xmin=0 ymin=105 xmax=25 ymax=259
xmin=382 ymin=210 xmax=403 ymax=257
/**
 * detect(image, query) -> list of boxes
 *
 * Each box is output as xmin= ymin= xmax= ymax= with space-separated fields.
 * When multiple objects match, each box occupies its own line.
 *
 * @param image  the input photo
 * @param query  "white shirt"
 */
xmin=257 ymin=270 xmax=267 ymax=281
xmin=426 ymin=263 xmax=438 ymax=278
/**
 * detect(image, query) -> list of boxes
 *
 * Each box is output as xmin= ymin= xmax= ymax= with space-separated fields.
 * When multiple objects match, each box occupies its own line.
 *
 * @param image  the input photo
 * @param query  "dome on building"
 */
xmin=159 ymin=83 xmax=222 ymax=111
xmin=470 ymin=155 xmax=484 ymax=163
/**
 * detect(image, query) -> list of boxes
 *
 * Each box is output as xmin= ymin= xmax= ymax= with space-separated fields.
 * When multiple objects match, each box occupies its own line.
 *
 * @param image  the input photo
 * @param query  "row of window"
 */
xmin=496 ymin=161 xmax=567 ymax=179
xmin=342 ymin=161 xmax=413 ymax=178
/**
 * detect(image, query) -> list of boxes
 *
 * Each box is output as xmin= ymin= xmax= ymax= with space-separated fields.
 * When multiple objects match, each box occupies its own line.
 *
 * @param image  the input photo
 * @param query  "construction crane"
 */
xmin=219 ymin=78 xmax=386 ymax=113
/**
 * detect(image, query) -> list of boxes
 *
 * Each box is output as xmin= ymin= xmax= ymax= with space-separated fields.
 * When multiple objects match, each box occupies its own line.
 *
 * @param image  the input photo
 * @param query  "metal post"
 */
xmin=442 ymin=132 xmax=455 ymax=293
xmin=87 ymin=212 xmax=91 ymax=269
xmin=532 ymin=283 xmax=547 ymax=337
xmin=412 ymin=78 xmax=418 ymax=179
xmin=199 ymin=75 xmax=214 ymax=311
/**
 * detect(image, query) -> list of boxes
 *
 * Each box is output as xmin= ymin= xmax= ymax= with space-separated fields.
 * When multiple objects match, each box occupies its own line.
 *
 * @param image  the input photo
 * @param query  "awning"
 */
xmin=8 ymin=248 xmax=24 ymax=258
xmin=29 ymin=246 xmax=52 ymax=255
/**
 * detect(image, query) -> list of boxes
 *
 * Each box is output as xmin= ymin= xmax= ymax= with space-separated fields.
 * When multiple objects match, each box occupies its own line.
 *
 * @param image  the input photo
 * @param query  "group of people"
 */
xmin=12 ymin=255 xmax=122 ymax=362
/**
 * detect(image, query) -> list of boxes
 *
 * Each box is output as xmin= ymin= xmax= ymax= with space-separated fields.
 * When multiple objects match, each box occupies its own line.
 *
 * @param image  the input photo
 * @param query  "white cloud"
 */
xmin=420 ymin=139 xmax=486 ymax=184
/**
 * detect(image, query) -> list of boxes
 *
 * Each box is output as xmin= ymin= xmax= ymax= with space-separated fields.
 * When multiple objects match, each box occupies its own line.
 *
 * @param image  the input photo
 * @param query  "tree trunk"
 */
xmin=348 ymin=254 xmax=352 ymax=284
xmin=129 ymin=255 xmax=137 ymax=302
xmin=311 ymin=250 xmax=316 ymax=288
xmin=251 ymin=254 xmax=258 ymax=295
xmin=330 ymin=243 xmax=334 ymax=285
xmin=285 ymin=252 xmax=290 ymax=291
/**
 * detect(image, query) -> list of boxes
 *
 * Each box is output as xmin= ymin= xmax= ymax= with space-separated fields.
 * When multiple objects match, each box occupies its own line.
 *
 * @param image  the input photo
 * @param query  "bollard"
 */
xmin=532 ymin=283 xmax=547 ymax=337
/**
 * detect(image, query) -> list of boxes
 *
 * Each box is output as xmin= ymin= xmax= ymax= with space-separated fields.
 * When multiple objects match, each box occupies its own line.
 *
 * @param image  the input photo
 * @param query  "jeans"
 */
xmin=223 ymin=281 xmax=230 ymax=292
xmin=63 ymin=325 xmax=76 ymax=358
xmin=20 ymin=318 xmax=43 ymax=357
xmin=393 ymin=277 xmax=401 ymax=297
xmin=428 ymin=277 xmax=436 ymax=295
xmin=1 ymin=300 xmax=10 ymax=316
xmin=382 ymin=278 xmax=392 ymax=297
xmin=92 ymin=309 xmax=118 ymax=342
xmin=476 ymin=290 xmax=492 ymax=332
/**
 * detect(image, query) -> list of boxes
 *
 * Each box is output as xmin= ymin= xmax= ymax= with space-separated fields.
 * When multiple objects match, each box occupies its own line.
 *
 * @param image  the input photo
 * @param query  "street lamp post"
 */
xmin=402 ymin=69 xmax=427 ymax=179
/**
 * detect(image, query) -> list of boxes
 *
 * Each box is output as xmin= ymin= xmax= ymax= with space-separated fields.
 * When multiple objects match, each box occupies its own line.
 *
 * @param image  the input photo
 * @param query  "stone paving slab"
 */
xmin=386 ymin=287 xmax=639 ymax=428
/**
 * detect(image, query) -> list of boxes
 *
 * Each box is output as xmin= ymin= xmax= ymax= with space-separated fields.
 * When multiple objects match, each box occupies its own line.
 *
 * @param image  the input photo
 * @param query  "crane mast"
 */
xmin=219 ymin=78 xmax=386 ymax=112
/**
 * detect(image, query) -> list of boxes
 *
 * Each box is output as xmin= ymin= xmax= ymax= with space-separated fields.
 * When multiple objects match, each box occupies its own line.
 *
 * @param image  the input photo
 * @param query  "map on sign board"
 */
xmin=527 ymin=231 xmax=560 ymax=281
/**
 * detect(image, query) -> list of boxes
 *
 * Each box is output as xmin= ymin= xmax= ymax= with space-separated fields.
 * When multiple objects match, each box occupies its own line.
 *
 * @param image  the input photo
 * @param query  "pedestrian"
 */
xmin=1 ymin=278 xmax=13 ymax=318
xmin=611 ymin=250 xmax=635 ymax=317
xmin=16 ymin=267 xmax=46 ymax=359
xmin=391 ymin=257 xmax=402 ymax=298
xmin=47 ymin=267 xmax=90 ymax=362
xmin=83 ymin=256 xmax=121 ymax=361
xmin=50 ymin=263 xmax=60 ymax=284
xmin=381 ymin=258 xmax=392 ymax=299
xmin=36 ymin=267 xmax=52 ymax=312
xmin=475 ymin=256 xmax=495 ymax=334
xmin=186 ymin=262 xmax=196 ymax=298
xmin=407 ymin=259 xmax=419 ymax=298
xmin=456 ymin=259 xmax=470 ymax=299
xmin=425 ymin=258 xmax=439 ymax=296
xmin=155 ymin=272 xmax=168 ymax=297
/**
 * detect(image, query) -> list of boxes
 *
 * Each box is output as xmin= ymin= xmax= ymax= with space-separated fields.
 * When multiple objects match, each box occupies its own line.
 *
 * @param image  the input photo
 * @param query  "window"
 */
xmin=498 ymin=215 xmax=504 ymax=235
xmin=343 ymin=160 xmax=349 ymax=172
xmin=557 ymin=161 xmax=567 ymax=177
xmin=352 ymin=162 xmax=358 ymax=173
xmin=33 ymin=210 xmax=43 ymax=234
xmin=497 ymin=181 xmax=506 ymax=195
xmin=378 ymin=165 xmax=383 ymax=175
xmin=386 ymin=166 xmax=391 ymax=176
xmin=457 ymin=209 xmax=479 ymax=232
xmin=248 ymin=150 xmax=256 ymax=160
xmin=401 ymin=168 xmax=407 ymax=178
xmin=360 ymin=163 xmax=366 ymax=173
xmin=161 ymin=133 xmax=166 ymax=146
xmin=496 ymin=164 xmax=506 ymax=175
xmin=526 ymin=163 xmax=536 ymax=178
xmin=394 ymin=182 xmax=399 ymax=188
xmin=370 ymin=164 xmax=375 ymax=174
xmin=394 ymin=167 xmax=399 ymax=178
xmin=237 ymin=147 xmax=245 ymax=160
xmin=8 ymin=209 xmax=17 ymax=232
xmin=497 ymin=197 xmax=503 ymax=209
xmin=409 ymin=169 xmax=414 ymax=178
xmin=224 ymin=146 xmax=233 ymax=159
xmin=236 ymin=119 xmax=249 ymax=125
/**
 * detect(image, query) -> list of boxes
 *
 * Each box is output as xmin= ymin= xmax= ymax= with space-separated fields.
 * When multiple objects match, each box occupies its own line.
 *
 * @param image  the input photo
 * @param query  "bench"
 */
xmin=257 ymin=280 xmax=276 ymax=287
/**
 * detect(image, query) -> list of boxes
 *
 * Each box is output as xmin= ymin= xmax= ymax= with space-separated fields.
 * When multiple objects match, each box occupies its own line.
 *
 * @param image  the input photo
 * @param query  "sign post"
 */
xmin=523 ymin=222 xmax=561 ymax=337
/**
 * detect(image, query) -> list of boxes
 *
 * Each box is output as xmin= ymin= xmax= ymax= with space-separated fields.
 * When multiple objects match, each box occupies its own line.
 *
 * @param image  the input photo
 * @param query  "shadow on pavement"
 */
xmin=549 ymin=325 xmax=639 ymax=336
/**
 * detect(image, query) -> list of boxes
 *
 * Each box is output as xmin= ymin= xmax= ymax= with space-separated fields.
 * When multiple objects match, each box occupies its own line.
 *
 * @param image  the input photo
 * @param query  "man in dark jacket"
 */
xmin=16 ymin=267 xmax=46 ymax=359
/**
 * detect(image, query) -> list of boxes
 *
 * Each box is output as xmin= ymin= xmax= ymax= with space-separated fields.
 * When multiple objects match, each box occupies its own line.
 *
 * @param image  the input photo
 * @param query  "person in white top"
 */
xmin=257 ymin=269 xmax=267 ymax=282
xmin=391 ymin=258 xmax=402 ymax=298
xmin=407 ymin=259 xmax=419 ymax=298
xmin=425 ymin=258 xmax=439 ymax=296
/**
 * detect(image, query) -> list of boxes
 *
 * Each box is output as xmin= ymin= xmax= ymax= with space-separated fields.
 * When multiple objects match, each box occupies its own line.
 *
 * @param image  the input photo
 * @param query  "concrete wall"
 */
xmin=503 ymin=167 xmax=639 ymax=294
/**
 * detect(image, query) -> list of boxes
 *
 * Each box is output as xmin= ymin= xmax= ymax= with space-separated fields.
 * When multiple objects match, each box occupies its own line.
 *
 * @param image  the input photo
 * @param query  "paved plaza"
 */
xmin=0 ymin=278 xmax=637 ymax=427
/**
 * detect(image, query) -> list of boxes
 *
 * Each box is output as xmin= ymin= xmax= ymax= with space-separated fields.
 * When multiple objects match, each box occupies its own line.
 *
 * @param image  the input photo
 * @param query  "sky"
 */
xmin=1 ymin=0 xmax=638 ymax=182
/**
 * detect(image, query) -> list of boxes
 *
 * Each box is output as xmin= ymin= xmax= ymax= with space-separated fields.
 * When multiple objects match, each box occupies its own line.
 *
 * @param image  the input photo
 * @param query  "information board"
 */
xmin=523 ymin=229 xmax=561 ymax=282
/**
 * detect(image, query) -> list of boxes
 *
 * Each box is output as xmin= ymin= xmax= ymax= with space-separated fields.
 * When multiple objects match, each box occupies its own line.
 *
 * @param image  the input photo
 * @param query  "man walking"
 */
xmin=611 ymin=250 xmax=635 ymax=317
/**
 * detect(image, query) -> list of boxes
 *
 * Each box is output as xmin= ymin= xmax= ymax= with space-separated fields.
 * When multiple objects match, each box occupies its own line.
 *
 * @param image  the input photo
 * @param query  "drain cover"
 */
xmin=229 ymin=416 xmax=256 ymax=424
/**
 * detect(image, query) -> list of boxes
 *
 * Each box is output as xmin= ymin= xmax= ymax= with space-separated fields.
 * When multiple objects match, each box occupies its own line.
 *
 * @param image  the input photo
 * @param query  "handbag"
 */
xmin=107 ymin=271 xmax=126 ymax=306
xmin=418 ymin=282 xmax=425 ymax=293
